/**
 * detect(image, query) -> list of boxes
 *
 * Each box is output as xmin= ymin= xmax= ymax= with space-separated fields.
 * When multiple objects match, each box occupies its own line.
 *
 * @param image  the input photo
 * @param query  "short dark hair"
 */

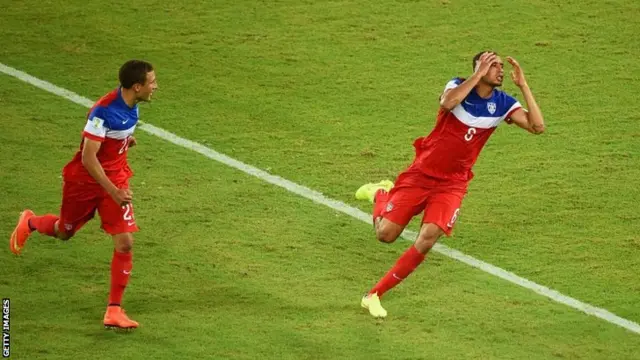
xmin=472 ymin=51 xmax=497 ymax=70
xmin=119 ymin=60 xmax=154 ymax=89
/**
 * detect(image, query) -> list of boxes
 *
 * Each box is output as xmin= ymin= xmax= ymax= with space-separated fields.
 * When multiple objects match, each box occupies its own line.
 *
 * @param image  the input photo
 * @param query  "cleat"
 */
xmin=10 ymin=210 xmax=35 ymax=255
xmin=355 ymin=180 xmax=394 ymax=203
xmin=103 ymin=306 xmax=139 ymax=330
xmin=361 ymin=293 xmax=387 ymax=318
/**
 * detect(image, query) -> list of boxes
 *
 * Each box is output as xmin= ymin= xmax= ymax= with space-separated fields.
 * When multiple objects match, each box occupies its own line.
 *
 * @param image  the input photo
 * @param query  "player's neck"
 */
xmin=120 ymin=88 xmax=138 ymax=108
xmin=474 ymin=83 xmax=494 ymax=99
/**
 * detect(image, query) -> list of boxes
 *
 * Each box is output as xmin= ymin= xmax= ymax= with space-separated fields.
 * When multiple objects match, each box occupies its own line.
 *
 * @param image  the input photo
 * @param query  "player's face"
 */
xmin=483 ymin=56 xmax=504 ymax=87
xmin=135 ymin=71 xmax=158 ymax=102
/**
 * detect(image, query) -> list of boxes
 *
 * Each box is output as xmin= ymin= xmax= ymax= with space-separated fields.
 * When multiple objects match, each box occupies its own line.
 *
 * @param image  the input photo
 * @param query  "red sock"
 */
xmin=29 ymin=214 xmax=59 ymax=237
xmin=373 ymin=189 xmax=390 ymax=222
xmin=369 ymin=245 xmax=425 ymax=297
xmin=109 ymin=250 xmax=133 ymax=306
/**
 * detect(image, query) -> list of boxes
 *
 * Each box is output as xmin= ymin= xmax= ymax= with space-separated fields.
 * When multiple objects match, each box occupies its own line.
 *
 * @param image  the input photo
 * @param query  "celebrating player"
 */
xmin=356 ymin=51 xmax=545 ymax=318
xmin=10 ymin=60 xmax=158 ymax=329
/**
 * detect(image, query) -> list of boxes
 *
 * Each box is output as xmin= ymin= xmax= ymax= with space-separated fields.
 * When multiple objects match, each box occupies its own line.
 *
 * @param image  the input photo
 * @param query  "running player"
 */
xmin=10 ymin=60 xmax=158 ymax=329
xmin=356 ymin=52 xmax=545 ymax=318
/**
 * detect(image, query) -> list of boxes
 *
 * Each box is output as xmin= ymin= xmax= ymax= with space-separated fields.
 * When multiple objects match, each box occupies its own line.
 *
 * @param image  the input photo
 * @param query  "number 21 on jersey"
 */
xmin=122 ymin=203 xmax=135 ymax=226
xmin=118 ymin=136 xmax=131 ymax=154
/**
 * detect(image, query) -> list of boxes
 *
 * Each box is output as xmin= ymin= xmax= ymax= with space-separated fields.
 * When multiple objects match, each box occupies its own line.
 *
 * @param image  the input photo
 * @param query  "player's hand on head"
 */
xmin=507 ymin=56 xmax=527 ymax=88
xmin=110 ymin=188 xmax=133 ymax=206
xmin=474 ymin=52 xmax=498 ymax=77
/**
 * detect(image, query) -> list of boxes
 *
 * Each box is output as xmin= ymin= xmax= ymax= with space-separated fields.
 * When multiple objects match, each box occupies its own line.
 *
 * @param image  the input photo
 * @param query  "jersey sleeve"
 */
xmin=502 ymin=94 xmax=523 ymax=124
xmin=83 ymin=107 xmax=110 ymax=142
xmin=443 ymin=77 xmax=464 ymax=92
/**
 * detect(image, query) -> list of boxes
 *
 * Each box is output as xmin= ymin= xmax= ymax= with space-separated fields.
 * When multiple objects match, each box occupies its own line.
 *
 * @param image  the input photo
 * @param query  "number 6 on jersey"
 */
xmin=464 ymin=127 xmax=477 ymax=141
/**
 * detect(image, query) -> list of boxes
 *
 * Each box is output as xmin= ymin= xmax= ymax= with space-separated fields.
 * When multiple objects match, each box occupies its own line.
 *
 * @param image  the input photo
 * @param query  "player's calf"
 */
xmin=108 ymin=233 xmax=134 ymax=312
xmin=414 ymin=223 xmax=444 ymax=254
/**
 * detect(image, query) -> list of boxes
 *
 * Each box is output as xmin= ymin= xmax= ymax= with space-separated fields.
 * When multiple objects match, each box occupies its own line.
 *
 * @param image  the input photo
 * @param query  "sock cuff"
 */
xmin=113 ymin=250 xmax=133 ymax=261
xmin=409 ymin=245 xmax=426 ymax=260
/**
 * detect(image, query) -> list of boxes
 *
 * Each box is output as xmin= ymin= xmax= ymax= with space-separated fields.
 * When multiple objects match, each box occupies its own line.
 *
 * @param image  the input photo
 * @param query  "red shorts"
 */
xmin=381 ymin=167 xmax=468 ymax=236
xmin=59 ymin=180 xmax=139 ymax=236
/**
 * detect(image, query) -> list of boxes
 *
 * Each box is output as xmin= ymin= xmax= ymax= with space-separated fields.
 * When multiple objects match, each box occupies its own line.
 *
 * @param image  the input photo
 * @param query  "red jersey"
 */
xmin=411 ymin=78 xmax=522 ymax=182
xmin=62 ymin=88 xmax=139 ymax=184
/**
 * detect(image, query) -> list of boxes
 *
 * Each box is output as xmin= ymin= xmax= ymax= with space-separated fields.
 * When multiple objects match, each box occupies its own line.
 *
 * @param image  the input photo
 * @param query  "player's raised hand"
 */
xmin=474 ymin=52 xmax=498 ymax=77
xmin=507 ymin=56 xmax=527 ymax=88
xmin=110 ymin=188 xmax=133 ymax=206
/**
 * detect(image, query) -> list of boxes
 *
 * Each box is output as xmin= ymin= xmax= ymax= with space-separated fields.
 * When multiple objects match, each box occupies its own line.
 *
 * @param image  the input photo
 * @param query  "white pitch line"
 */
xmin=1 ymin=62 xmax=639 ymax=335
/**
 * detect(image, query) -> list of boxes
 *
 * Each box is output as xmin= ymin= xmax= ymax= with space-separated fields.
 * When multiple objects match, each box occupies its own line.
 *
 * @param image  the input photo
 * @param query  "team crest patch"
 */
xmin=487 ymin=102 xmax=497 ymax=115
xmin=386 ymin=202 xmax=394 ymax=212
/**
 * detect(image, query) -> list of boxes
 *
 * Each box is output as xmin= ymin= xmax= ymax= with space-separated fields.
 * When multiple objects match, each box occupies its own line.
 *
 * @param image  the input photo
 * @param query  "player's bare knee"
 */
xmin=54 ymin=221 xmax=73 ymax=240
xmin=57 ymin=232 xmax=73 ymax=241
xmin=113 ymin=233 xmax=134 ymax=253
xmin=116 ymin=243 xmax=133 ymax=253
xmin=375 ymin=219 xmax=404 ymax=243
xmin=115 ymin=240 xmax=133 ymax=253
xmin=375 ymin=225 xmax=400 ymax=243
xmin=375 ymin=229 xmax=397 ymax=243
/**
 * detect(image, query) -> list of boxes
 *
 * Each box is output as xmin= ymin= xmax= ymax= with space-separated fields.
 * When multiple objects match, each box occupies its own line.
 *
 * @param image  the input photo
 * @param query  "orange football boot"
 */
xmin=10 ymin=210 xmax=35 ymax=255
xmin=103 ymin=306 xmax=139 ymax=330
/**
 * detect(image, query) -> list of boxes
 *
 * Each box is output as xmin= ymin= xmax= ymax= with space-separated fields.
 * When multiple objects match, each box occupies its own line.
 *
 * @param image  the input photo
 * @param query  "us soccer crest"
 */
xmin=487 ymin=102 xmax=497 ymax=115
xmin=386 ymin=202 xmax=394 ymax=212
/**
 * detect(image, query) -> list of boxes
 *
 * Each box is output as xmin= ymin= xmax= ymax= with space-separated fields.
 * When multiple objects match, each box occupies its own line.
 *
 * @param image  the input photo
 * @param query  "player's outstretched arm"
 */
xmin=440 ymin=52 xmax=498 ymax=110
xmin=81 ymin=138 xmax=133 ymax=205
xmin=506 ymin=57 xmax=545 ymax=134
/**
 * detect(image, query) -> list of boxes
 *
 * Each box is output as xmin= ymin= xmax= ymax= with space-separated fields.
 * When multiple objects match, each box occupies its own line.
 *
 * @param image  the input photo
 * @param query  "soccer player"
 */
xmin=9 ymin=60 xmax=158 ymax=329
xmin=356 ymin=51 xmax=545 ymax=318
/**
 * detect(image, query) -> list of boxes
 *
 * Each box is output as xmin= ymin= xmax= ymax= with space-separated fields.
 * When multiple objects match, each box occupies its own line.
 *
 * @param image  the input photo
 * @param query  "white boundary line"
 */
xmin=2 ymin=62 xmax=638 ymax=335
